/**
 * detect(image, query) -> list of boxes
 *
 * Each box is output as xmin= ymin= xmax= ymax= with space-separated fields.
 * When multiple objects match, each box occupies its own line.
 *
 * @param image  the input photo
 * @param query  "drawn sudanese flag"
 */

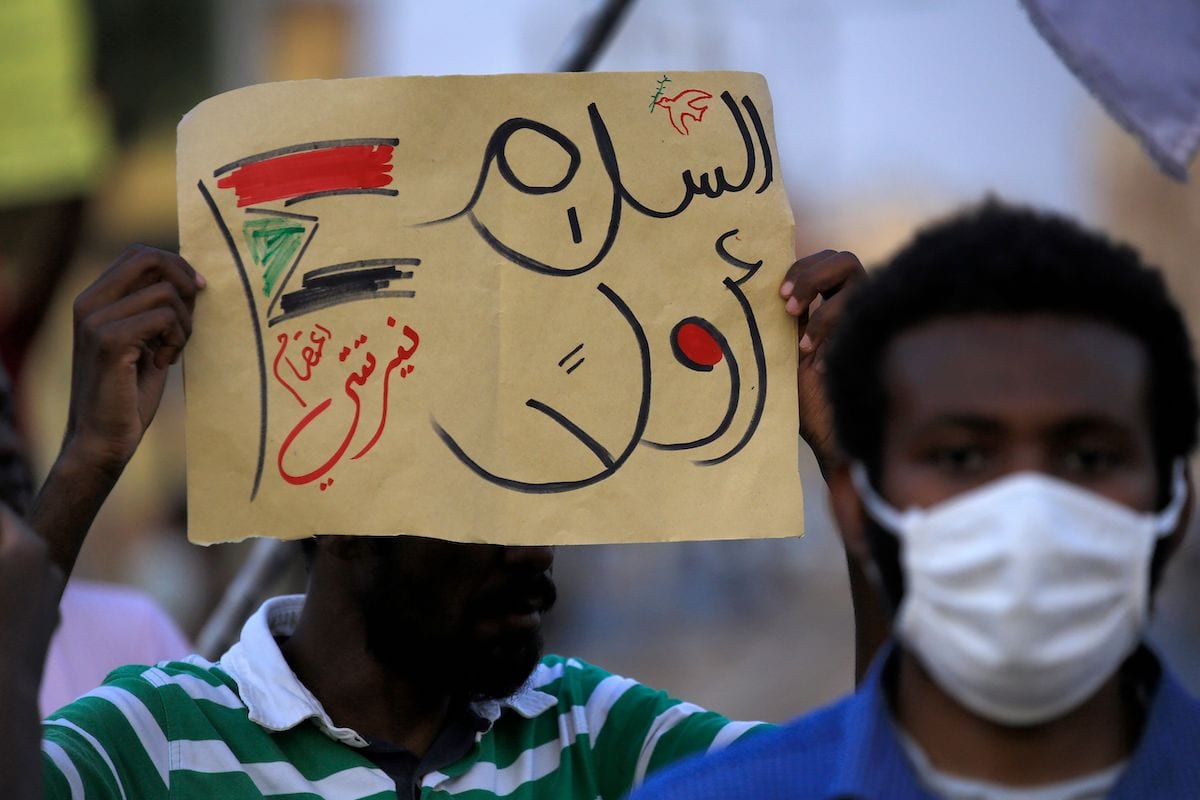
xmin=178 ymin=71 xmax=803 ymax=547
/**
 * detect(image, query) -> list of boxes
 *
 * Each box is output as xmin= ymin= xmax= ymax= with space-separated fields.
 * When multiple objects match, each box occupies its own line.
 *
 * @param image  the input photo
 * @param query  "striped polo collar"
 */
xmin=219 ymin=594 xmax=556 ymax=747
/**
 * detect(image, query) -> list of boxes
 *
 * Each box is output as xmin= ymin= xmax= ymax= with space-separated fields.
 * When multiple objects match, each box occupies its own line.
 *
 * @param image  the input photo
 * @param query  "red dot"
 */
xmin=676 ymin=322 xmax=723 ymax=367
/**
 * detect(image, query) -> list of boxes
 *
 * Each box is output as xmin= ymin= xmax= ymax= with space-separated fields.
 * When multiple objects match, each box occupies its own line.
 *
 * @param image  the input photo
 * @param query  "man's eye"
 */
xmin=928 ymin=446 xmax=987 ymax=473
xmin=1063 ymin=448 xmax=1123 ymax=475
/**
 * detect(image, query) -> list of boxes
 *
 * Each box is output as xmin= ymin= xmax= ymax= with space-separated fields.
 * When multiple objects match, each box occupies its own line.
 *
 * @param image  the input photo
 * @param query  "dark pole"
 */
xmin=551 ymin=0 xmax=638 ymax=72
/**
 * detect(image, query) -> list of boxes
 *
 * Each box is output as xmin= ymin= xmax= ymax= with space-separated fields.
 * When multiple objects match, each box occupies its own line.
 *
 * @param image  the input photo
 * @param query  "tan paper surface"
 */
xmin=178 ymin=72 xmax=802 ymax=545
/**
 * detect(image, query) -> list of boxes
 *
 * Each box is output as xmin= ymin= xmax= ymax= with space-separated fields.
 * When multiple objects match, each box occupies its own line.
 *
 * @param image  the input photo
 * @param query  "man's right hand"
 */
xmin=32 ymin=245 xmax=204 ymax=577
xmin=63 ymin=245 xmax=205 ymax=473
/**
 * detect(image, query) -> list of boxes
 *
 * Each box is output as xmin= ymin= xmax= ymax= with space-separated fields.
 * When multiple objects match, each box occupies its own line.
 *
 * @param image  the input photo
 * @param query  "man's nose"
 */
xmin=502 ymin=545 xmax=555 ymax=572
xmin=1009 ymin=445 xmax=1053 ymax=477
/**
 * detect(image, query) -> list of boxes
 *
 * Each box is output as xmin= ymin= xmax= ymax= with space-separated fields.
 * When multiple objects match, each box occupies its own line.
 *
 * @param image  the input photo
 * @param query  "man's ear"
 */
xmin=1161 ymin=462 xmax=1194 ymax=563
xmin=828 ymin=462 xmax=870 ymax=565
xmin=828 ymin=462 xmax=891 ymax=682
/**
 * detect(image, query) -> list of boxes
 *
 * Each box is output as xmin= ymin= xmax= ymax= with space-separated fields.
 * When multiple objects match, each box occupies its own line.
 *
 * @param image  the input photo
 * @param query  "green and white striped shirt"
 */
xmin=42 ymin=595 xmax=766 ymax=799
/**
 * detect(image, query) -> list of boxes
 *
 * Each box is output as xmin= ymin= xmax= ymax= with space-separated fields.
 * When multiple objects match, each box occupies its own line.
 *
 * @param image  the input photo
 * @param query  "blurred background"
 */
xmin=3 ymin=0 xmax=1199 ymax=722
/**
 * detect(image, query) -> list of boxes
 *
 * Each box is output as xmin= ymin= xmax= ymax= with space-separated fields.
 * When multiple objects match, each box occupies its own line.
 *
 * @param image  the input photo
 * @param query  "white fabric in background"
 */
xmin=1021 ymin=0 xmax=1200 ymax=180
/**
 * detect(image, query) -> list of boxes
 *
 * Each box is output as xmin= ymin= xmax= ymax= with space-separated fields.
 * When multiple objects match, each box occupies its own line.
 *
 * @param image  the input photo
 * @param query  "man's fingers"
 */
xmin=73 ymin=245 xmax=204 ymax=324
xmin=80 ymin=281 xmax=194 ymax=370
xmin=801 ymin=287 xmax=853 ymax=357
xmin=779 ymin=249 xmax=835 ymax=299
xmin=82 ymin=280 xmax=194 ymax=342
xmin=779 ymin=250 xmax=865 ymax=317
xmin=93 ymin=309 xmax=189 ymax=372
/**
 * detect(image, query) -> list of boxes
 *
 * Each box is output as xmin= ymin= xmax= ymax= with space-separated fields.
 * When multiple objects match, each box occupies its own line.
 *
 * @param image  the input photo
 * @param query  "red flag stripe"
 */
xmin=217 ymin=145 xmax=395 ymax=207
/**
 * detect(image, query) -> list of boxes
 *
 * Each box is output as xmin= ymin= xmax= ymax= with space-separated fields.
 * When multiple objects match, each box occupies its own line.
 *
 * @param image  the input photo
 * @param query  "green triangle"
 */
xmin=242 ymin=217 xmax=307 ymax=297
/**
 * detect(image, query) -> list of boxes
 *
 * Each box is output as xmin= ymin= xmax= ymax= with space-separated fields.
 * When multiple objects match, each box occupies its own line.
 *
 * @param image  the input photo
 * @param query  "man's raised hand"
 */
xmin=779 ymin=250 xmax=866 ymax=477
xmin=33 ymin=245 xmax=204 ymax=576
xmin=64 ymin=245 xmax=205 ymax=472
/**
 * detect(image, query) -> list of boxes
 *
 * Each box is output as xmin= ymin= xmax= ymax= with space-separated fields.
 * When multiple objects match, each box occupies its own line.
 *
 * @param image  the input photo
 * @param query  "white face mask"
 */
xmin=851 ymin=463 xmax=1187 ymax=727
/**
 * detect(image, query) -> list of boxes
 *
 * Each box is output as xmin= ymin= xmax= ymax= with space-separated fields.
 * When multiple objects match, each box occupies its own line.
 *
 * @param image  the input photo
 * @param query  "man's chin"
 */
xmin=363 ymin=612 xmax=544 ymax=702
xmin=463 ymin=627 xmax=544 ymax=702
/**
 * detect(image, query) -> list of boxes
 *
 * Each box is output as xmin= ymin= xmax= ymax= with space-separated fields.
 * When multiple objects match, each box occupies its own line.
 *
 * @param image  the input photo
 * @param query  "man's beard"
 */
xmin=360 ymin=569 xmax=557 ymax=702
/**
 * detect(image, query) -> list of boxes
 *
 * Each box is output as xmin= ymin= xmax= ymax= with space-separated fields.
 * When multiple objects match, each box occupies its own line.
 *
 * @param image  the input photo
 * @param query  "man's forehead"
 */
xmin=881 ymin=313 xmax=1150 ymax=432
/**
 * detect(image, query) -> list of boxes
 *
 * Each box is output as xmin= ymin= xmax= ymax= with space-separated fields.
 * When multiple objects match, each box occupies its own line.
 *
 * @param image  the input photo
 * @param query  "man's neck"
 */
xmin=892 ymin=649 xmax=1142 ymax=787
xmin=279 ymin=593 xmax=453 ymax=755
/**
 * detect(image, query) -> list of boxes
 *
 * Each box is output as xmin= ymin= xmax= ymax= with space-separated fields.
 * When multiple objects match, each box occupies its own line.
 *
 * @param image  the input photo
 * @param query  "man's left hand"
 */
xmin=779 ymin=250 xmax=867 ymax=477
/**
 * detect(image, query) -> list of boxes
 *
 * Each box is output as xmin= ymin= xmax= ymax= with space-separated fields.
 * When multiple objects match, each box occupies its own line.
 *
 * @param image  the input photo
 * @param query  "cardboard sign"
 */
xmin=178 ymin=71 xmax=802 ymax=545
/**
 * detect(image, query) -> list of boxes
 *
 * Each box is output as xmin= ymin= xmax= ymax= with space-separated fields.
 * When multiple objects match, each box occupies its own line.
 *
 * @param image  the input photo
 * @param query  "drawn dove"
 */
xmin=655 ymin=89 xmax=714 ymax=136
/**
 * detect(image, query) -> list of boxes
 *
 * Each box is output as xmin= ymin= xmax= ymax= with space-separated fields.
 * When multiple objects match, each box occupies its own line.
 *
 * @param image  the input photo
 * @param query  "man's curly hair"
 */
xmin=826 ymin=199 xmax=1198 ymax=499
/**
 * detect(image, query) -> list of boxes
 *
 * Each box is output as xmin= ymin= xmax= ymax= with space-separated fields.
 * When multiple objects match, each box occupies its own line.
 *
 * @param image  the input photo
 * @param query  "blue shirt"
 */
xmin=630 ymin=643 xmax=1200 ymax=799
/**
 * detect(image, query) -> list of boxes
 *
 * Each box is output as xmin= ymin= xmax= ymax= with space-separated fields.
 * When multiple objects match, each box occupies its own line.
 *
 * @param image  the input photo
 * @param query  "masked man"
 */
xmin=634 ymin=200 xmax=1200 ymax=798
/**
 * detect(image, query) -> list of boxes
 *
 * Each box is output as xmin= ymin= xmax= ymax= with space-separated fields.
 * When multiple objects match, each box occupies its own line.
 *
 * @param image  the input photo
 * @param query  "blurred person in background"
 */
xmin=1 ymin=0 xmax=221 ymax=722
xmin=634 ymin=200 xmax=1200 ymax=799
xmin=4 ymin=241 xmax=863 ymax=799
xmin=0 ymin=355 xmax=191 ymax=716
xmin=0 ymin=0 xmax=219 ymax=654
xmin=0 ymin=506 xmax=62 ymax=800
xmin=0 ymin=0 xmax=113 ymax=382
xmin=41 ymin=576 xmax=191 ymax=714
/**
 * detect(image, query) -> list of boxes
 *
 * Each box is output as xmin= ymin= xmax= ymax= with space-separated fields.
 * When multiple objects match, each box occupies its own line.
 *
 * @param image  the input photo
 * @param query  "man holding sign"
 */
xmin=14 ymin=72 xmax=866 ymax=800
xmin=19 ymin=253 xmax=855 ymax=800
